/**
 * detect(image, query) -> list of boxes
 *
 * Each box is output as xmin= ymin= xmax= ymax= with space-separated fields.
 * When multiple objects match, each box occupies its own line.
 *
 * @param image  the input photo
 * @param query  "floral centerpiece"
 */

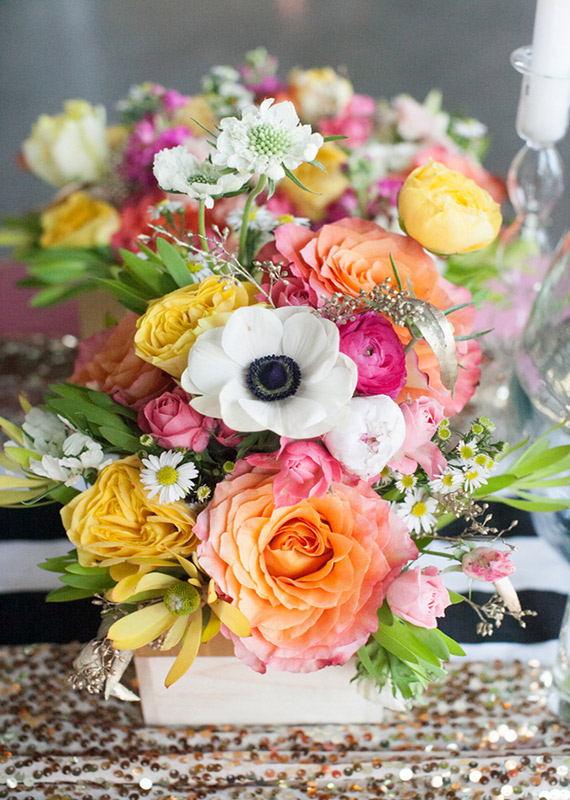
xmin=1 ymin=51 xmax=569 ymax=708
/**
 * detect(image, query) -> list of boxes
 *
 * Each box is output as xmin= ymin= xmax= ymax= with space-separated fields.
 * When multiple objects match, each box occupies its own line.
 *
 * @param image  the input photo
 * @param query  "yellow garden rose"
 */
xmin=40 ymin=191 xmax=120 ymax=248
xmin=22 ymin=99 xmax=109 ymax=187
xmin=398 ymin=160 xmax=502 ymax=255
xmin=280 ymin=142 xmax=349 ymax=220
xmin=60 ymin=456 xmax=197 ymax=567
xmin=134 ymin=276 xmax=260 ymax=378
xmin=289 ymin=67 xmax=353 ymax=122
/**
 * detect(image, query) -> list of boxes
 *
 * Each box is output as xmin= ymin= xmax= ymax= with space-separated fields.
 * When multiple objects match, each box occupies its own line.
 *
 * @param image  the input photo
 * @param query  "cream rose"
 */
xmin=22 ymin=100 xmax=109 ymax=187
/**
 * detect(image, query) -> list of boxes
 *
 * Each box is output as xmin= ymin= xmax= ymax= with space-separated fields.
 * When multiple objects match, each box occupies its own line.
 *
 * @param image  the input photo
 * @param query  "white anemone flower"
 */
xmin=140 ymin=451 xmax=198 ymax=505
xmin=180 ymin=306 xmax=357 ymax=439
xmin=153 ymin=146 xmax=248 ymax=208
xmin=323 ymin=396 xmax=406 ymax=482
xmin=212 ymin=98 xmax=324 ymax=181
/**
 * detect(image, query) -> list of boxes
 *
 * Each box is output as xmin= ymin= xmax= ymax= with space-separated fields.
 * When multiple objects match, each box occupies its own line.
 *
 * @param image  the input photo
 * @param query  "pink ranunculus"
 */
xmin=319 ymin=94 xmax=375 ymax=148
xmin=246 ymin=439 xmax=343 ymax=507
xmin=138 ymin=387 xmax=214 ymax=451
xmin=386 ymin=566 xmax=451 ymax=629
xmin=196 ymin=468 xmax=417 ymax=672
xmin=389 ymin=398 xmax=447 ymax=479
xmin=338 ymin=311 xmax=406 ymax=398
xmin=462 ymin=547 xmax=516 ymax=582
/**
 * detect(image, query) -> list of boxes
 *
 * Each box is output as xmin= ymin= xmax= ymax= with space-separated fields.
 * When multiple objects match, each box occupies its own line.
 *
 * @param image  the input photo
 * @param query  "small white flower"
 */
xmin=451 ymin=118 xmax=487 ymax=139
xmin=455 ymin=439 xmax=478 ymax=463
xmin=323 ymin=396 xmax=406 ymax=482
xmin=22 ymin=408 xmax=67 ymax=456
xmin=181 ymin=306 xmax=357 ymax=439
xmin=227 ymin=204 xmax=276 ymax=232
xmin=429 ymin=467 xmax=463 ymax=495
xmin=140 ymin=451 xmax=198 ymax=505
xmin=462 ymin=466 xmax=489 ymax=492
xmin=212 ymin=98 xmax=324 ymax=181
xmin=153 ymin=146 xmax=248 ymax=208
xmin=394 ymin=489 xmax=438 ymax=534
xmin=395 ymin=473 xmax=417 ymax=494
xmin=275 ymin=212 xmax=311 ymax=228
xmin=28 ymin=454 xmax=71 ymax=484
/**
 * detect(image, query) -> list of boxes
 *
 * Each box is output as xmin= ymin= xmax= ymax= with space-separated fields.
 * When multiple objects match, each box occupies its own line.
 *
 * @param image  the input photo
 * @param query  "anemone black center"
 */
xmin=246 ymin=354 xmax=301 ymax=402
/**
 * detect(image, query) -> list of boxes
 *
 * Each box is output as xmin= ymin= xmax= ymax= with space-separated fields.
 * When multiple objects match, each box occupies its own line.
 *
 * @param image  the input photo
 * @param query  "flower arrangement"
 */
xmin=2 ymin=50 xmax=570 ymax=705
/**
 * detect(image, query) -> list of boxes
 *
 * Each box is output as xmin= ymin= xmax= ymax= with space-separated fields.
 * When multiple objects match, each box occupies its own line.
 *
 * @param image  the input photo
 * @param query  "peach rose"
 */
xmin=195 ymin=467 xmax=417 ymax=672
xmin=70 ymin=311 xmax=172 ymax=410
xmin=61 ymin=456 xmax=197 ymax=567
xmin=274 ymin=218 xmax=481 ymax=415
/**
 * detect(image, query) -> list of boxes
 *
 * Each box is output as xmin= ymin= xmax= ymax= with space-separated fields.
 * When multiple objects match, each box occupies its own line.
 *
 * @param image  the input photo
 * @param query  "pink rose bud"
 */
xmin=461 ymin=547 xmax=516 ymax=582
xmin=386 ymin=566 xmax=450 ymax=629
xmin=138 ymin=387 xmax=214 ymax=451
xmin=389 ymin=397 xmax=447 ymax=479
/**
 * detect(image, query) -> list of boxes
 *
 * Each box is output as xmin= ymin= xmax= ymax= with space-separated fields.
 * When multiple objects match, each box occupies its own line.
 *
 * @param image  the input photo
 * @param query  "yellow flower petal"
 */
xmin=161 ymin=615 xmax=187 ymax=651
xmin=109 ymin=562 xmax=140 ymax=582
xmin=108 ymin=603 xmax=172 ymax=650
xmin=175 ymin=553 xmax=199 ymax=580
xmin=210 ymin=599 xmax=250 ymax=638
xmin=201 ymin=612 xmax=221 ymax=643
xmin=165 ymin=607 xmax=202 ymax=687
xmin=136 ymin=573 xmax=179 ymax=594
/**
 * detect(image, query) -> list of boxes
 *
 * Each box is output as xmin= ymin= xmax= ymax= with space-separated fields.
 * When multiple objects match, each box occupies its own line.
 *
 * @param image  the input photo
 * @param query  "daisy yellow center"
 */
xmin=442 ymin=474 xmax=454 ymax=486
xmin=466 ymin=469 xmax=479 ymax=480
xmin=401 ymin=475 xmax=415 ymax=488
xmin=412 ymin=501 xmax=427 ymax=517
xmin=474 ymin=454 xmax=488 ymax=466
xmin=157 ymin=465 xmax=179 ymax=486
xmin=164 ymin=583 xmax=200 ymax=616
xmin=248 ymin=123 xmax=291 ymax=157
xmin=278 ymin=213 xmax=295 ymax=224
xmin=460 ymin=445 xmax=474 ymax=459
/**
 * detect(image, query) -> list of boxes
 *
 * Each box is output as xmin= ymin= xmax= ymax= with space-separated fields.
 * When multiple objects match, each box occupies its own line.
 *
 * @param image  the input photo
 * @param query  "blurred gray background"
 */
xmin=1 ymin=0 xmax=568 ymax=235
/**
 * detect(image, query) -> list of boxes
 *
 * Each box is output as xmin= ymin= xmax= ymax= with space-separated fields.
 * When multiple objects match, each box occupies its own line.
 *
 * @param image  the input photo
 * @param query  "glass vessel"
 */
xmin=509 ymin=227 xmax=570 ymax=722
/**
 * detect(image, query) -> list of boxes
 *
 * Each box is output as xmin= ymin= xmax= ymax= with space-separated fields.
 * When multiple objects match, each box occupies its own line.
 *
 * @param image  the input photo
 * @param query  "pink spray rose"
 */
xmin=338 ymin=311 xmax=406 ymax=398
xmin=386 ymin=566 xmax=451 ymax=629
xmin=389 ymin=398 xmax=447 ymax=479
xmin=246 ymin=439 xmax=343 ymax=507
xmin=462 ymin=547 xmax=516 ymax=582
xmin=138 ymin=387 xmax=214 ymax=451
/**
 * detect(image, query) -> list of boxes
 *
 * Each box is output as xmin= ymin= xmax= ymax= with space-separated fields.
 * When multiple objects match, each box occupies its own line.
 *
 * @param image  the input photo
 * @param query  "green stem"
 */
xmin=198 ymin=200 xmax=210 ymax=254
xmin=238 ymin=174 xmax=267 ymax=266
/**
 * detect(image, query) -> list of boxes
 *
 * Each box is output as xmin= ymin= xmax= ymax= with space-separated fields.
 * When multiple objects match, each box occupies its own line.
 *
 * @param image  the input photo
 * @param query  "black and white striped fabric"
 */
xmin=1 ymin=503 xmax=569 ymax=663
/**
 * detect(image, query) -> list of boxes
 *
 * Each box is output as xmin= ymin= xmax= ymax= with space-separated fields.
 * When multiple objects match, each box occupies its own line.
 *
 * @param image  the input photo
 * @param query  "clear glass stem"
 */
xmin=550 ymin=595 xmax=570 ymax=724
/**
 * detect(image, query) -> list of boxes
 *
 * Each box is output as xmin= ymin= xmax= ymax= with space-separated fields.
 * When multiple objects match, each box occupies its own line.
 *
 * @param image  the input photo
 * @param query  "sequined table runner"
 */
xmin=0 ymin=644 xmax=569 ymax=799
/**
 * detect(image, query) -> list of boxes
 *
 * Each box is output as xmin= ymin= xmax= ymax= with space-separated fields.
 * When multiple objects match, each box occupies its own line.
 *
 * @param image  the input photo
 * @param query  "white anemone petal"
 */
xmin=218 ymin=379 xmax=266 ymax=432
xmin=221 ymin=306 xmax=284 ymax=366
xmin=281 ymin=312 xmax=340 ymax=382
xmin=182 ymin=328 xmax=241 ymax=395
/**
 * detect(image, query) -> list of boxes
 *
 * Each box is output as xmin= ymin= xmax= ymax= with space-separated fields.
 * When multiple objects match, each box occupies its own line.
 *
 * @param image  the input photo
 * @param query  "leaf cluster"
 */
xmin=40 ymin=550 xmax=115 ymax=603
xmin=355 ymin=603 xmax=464 ymax=701
xmin=44 ymin=384 xmax=141 ymax=453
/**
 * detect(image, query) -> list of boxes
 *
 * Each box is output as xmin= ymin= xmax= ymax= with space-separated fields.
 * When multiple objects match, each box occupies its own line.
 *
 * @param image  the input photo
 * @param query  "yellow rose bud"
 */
xmin=289 ymin=67 xmax=353 ymax=122
xmin=40 ymin=191 xmax=120 ymax=248
xmin=60 ymin=456 xmax=197 ymax=567
xmin=280 ymin=142 xmax=349 ymax=221
xmin=134 ymin=275 xmax=260 ymax=379
xmin=398 ymin=161 xmax=502 ymax=255
xmin=22 ymin=99 xmax=109 ymax=187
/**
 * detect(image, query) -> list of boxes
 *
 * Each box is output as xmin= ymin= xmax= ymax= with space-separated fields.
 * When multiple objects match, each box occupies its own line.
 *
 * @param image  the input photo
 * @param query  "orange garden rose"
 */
xmin=134 ymin=276 xmax=260 ymax=379
xmin=274 ymin=217 xmax=482 ymax=415
xmin=61 ymin=456 xmax=198 ymax=567
xmin=70 ymin=311 xmax=172 ymax=410
xmin=195 ymin=467 xmax=417 ymax=672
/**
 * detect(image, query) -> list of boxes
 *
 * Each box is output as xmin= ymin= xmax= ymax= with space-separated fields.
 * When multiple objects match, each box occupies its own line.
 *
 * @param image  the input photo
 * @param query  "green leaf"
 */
xmin=48 ymin=485 xmax=80 ymax=504
xmin=499 ymin=496 xmax=570 ymax=512
xmin=406 ymin=623 xmax=450 ymax=661
xmin=474 ymin=474 xmax=516 ymax=496
xmin=435 ymin=629 xmax=465 ymax=657
xmin=322 ymin=134 xmax=348 ymax=142
xmin=98 ymin=426 xmax=141 ymax=452
xmin=448 ymin=590 xmax=465 ymax=605
xmin=377 ymin=602 xmax=394 ymax=627
xmin=46 ymin=586 xmax=96 ymax=603
xmin=59 ymin=572 xmax=115 ymax=591
xmin=282 ymin=166 xmax=319 ymax=194
xmin=39 ymin=551 xmax=77 ymax=573
xmin=29 ymin=282 xmax=94 ymax=308
xmin=64 ymin=563 xmax=110 ymax=576
xmin=45 ymin=396 xmax=134 ymax=434
xmin=156 ymin=238 xmax=193 ymax=287
xmin=94 ymin=278 xmax=149 ymax=314
xmin=119 ymin=248 xmax=169 ymax=298
xmin=308 ymin=159 xmax=326 ymax=172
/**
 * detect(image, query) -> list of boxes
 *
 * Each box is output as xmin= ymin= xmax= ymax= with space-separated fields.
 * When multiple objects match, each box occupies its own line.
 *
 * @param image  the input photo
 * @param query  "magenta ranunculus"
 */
xmin=246 ymin=439 xmax=343 ymax=507
xmin=337 ymin=311 xmax=406 ymax=398
xmin=138 ymin=387 xmax=214 ymax=451
xmin=462 ymin=547 xmax=516 ymax=582
xmin=389 ymin=398 xmax=446 ymax=479
xmin=386 ymin=566 xmax=450 ymax=629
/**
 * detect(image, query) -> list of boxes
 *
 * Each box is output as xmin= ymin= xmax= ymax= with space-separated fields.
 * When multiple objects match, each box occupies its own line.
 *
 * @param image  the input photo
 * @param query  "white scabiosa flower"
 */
xmin=153 ymin=146 xmax=248 ymax=208
xmin=181 ymin=306 xmax=357 ymax=439
xmin=393 ymin=489 xmax=438 ymax=534
xmin=323 ymin=396 xmax=406 ymax=482
xmin=140 ymin=451 xmax=198 ymax=505
xmin=212 ymin=98 xmax=324 ymax=181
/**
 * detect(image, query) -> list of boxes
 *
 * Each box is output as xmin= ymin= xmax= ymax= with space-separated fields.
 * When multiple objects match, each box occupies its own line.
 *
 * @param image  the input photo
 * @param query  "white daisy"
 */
xmin=181 ymin=305 xmax=357 ymax=439
xmin=462 ymin=465 xmax=489 ymax=492
xmin=153 ymin=146 xmax=248 ymax=209
xmin=455 ymin=439 xmax=478 ymax=463
xmin=140 ymin=451 xmax=198 ymax=505
xmin=227 ymin=204 xmax=276 ymax=232
xmin=395 ymin=473 xmax=417 ymax=494
xmin=429 ymin=467 xmax=463 ymax=495
xmin=275 ymin=212 xmax=311 ymax=228
xmin=394 ymin=489 xmax=438 ymax=534
xmin=212 ymin=98 xmax=324 ymax=181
